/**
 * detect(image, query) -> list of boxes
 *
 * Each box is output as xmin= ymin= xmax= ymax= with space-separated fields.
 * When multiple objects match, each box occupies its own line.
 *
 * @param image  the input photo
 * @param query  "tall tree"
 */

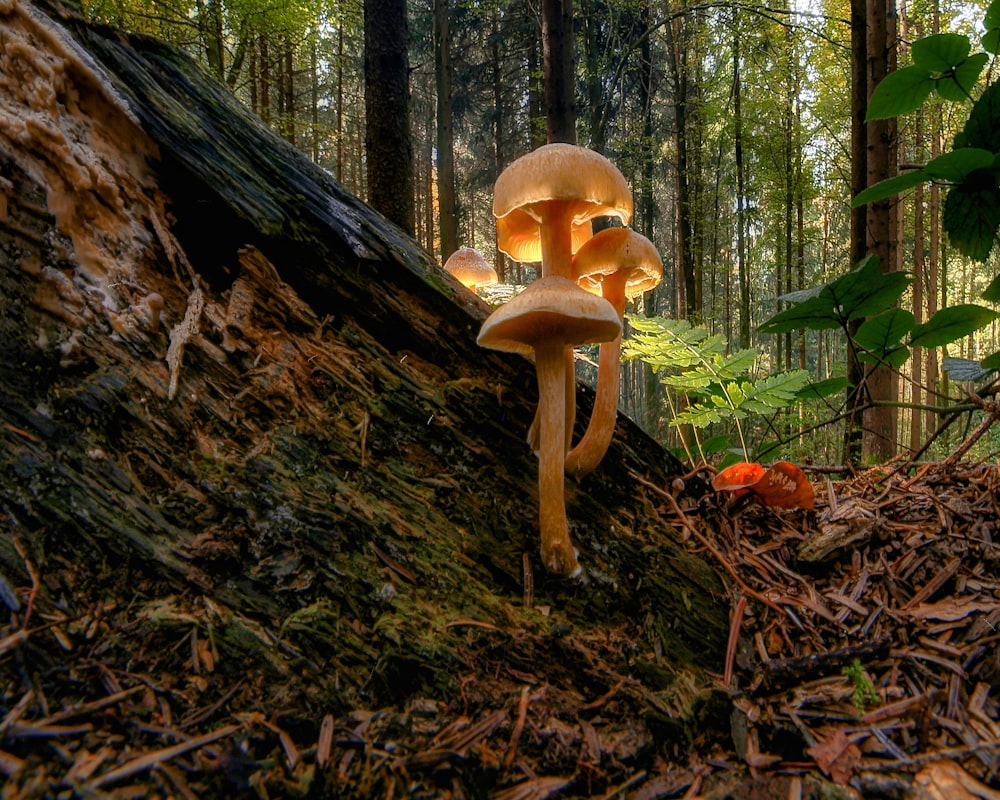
xmin=364 ymin=0 xmax=414 ymax=233
xmin=434 ymin=0 xmax=458 ymax=260
xmin=541 ymin=0 xmax=575 ymax=143
xmin=861 ymin=0 xmax=898 ymax=460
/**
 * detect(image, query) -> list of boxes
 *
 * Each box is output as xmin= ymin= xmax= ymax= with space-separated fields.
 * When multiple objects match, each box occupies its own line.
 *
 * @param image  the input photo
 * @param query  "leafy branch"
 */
xmin=624 ymin=316 xmax=809 ymax=462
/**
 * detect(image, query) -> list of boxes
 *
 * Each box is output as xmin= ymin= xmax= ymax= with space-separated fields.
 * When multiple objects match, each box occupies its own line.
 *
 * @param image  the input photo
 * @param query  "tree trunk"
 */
xmin=664 ymin=7 xmax=696 ymax=320
xmin=491 ymin=7 xmax=507 ymax=281
xmin=734 ymin=28 xmax=750 ymax=349
xmin=844 ymin=0 xmax=868 ymax=464
xmin=364 ymin=0 xmax=415 ymax=233
xmin=0 ymin=4 xmax=729 ymax=793
xmin=541 ymin=0 xmax=576 ymax=143
xmin=862 ymin=0 xmax=899 ymax=461
xmin=434 ymin=0 xmax=458 ymax=261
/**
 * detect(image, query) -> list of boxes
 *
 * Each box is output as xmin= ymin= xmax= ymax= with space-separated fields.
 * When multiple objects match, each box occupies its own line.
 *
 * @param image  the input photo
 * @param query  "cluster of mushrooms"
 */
xmin=472 ymin=143 xmax=663 ymax=577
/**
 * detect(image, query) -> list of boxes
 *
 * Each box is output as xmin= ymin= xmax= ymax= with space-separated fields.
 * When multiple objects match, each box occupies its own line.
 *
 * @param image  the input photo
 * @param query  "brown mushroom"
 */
xmin=494 ymin=143 xmax=633 ymax=280
xmin=496 ymin=144 xmax=633 ymax=453
xmin=478 ymin=276 xmax=621 ymax=576
xmin=443 ymin=247 xmax=498 ymax=292
xmin=566 ymin=228 xmax=662 ymax=479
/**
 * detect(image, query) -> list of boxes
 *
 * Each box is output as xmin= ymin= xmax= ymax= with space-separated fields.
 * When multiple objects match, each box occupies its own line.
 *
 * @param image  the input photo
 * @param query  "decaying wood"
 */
xmin=0 ymin=0 xmax=731 ymax=795
xmin=1 ymin=1 xmax=998 ymax=796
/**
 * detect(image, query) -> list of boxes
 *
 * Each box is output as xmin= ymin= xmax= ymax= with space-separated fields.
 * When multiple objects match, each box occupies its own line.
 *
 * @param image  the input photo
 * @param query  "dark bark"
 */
xmin=0 ymin=1 xmax=727 ymax=793
xmin=434 ymin=0 xmax=458 ymax=261
xmin=541 ymin=0 xmax=576 ymax=143
xmin=364 ymin=0 xmax=415 ymax=233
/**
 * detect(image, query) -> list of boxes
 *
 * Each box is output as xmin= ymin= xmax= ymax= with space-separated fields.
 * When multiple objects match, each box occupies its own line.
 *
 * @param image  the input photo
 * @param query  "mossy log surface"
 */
xmin=0 ymin=1 xmax=731 ymax=794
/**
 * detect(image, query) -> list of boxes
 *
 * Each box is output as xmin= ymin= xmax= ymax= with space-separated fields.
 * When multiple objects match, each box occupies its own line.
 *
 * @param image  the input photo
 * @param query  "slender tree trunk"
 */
xmin=541 ymin=0 xmax=575 ymax=143
xmin=844 ymin=0 xmax=867 ymax=463
xmin=364 ymin=0 xmax=415 ymax=233
xmin=434 ymin=0 xmax=458 ymax=261
xmin=862 ymin=0 xmax=899 ymax=461
xmin=260 ymin=35 xmax=271 ymax=125
xmin=664 ymin=7 xmax=696 ymax=319
xmin=639 ymin=0 xmax=660 ymax=432
xmin=311 ymin=32 xmax=319 ymax=163
xmin=583 ymin=0 xmax=604 ymax=152
xmin=527 ymin=2 xmax=546 ymax=149
xmin=925 ymin=3 xmax=941 ymax=438
xmin=733 ymin=29 xmax=749 ymax=349
xmin=336 ymin=11 xmax=345 ymax=183
xmin=286 ymin=44 xmax=296 ymax=146
xmin=249 ymin=38 xmax=259 ymax=115
xmin=491 ymin=8 xmax=506 ymax=281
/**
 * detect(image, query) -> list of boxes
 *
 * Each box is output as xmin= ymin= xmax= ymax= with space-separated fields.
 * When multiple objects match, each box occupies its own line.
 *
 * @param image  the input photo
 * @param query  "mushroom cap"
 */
xmin=494 ymin=210 xmax=594 ymax=264
xmin=573 ymin=228 xmax=663 ymax=298
xmin=494 ymin=144 xmax=633 ymax=262
xmin=443 ymin=247 xmax=498 ymax=288
xmin=477 ymin=275 xmax=622 ymax=357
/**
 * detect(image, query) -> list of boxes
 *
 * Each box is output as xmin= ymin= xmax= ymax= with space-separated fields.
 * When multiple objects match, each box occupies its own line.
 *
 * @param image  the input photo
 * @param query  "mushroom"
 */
xmin=478 ymin=276 xmax=621 ymax=576
xmin=495 ymin=144 xmax=633 ymax=452
xmin=443 ymin=247 xmax=498 ymax=292
xmin=142 ymin=292 xmax=165 ymax=333
xmin=494 ymin=143 xmax=633 ymax=280
xmin=566 ymin=227 xmax=662 ymax=480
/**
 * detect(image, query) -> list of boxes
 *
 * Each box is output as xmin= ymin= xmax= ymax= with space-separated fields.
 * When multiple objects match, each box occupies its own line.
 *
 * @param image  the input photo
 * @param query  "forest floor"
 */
xmin=1 ymin=459 xmax=998 ymax=799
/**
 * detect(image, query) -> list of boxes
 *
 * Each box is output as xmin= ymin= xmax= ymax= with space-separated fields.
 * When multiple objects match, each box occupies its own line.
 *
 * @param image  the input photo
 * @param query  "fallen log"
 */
xmin=0 ymin=1 xmax=729 ymax=794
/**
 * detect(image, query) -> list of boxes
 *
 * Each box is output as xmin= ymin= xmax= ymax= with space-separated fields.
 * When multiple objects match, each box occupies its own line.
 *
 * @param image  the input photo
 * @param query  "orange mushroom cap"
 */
xmin=573 ymin=228 xmax=663 ymax=300
xmin=477 ymin=276 xmax=622 ymax=356
xmin=493 ymin=144 xmax=633 ymax=265
xmin=443 ymin=247 xmax=498 ymax=290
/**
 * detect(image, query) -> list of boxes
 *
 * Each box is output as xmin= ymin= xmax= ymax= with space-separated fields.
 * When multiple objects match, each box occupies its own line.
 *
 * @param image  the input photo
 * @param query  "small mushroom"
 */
xmin=136 ymin=292 xmax=165 ymax=333
xmin=494 ymin=143 xmax=633 ymax=279
xmin=443 ymin=247 xmax=498 ymax=292
xmin=478 ymin=276 xmax=621 ymax=576
xmin=566 ymin=228 xmax=662 ymax=479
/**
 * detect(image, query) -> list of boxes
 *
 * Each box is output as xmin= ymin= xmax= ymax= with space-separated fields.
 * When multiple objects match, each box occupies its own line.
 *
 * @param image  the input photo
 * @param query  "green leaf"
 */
xmin=828 ymin=256 xmax=912 ymax=321
xmin=924 ymin=149 xmax=998 ymax=181
xmin=911 ymin=33 xmax=971 ymax=72
xmin=698 ymin=434 xmax=732 ymax=455
xmin=866 ymin=65 xmax=934 ymax=120
xmin=985 ymin=0 xmax=1000 ymax=53
xmin=982 ymin=272 xmax=1000 ymax=303
xmin=954 ymin=82 xmax=1000 ymax=152
xmin=855 ymin=308 xmax=915 ymax=368
xmin=981 ymin=351 xmax=1000 ymax=370
xmin=757 ymin=294 xmax=843 ymax=334
xmin=943 ymin=177 xmax=1000 ymax=262
xmin=909 ymin=304 xmax=1000 ymax=347
xmin=936 ymin=53 xmax=989 ymax=102
xmin=759 ymin=256 xmax=911 ymax=334
xmin=986 ymin=28 xmax=1000 ymax=55
xmin=853 ymin=170 xmax=930 ymax=206
xmin=796 ymin=377 xmax=849 ymax=399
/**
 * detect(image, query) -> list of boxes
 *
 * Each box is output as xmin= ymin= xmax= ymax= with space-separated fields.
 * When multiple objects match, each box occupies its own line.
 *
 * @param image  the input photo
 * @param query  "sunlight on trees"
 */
xmin=79 ymin=0 xmax=1000 ymax=466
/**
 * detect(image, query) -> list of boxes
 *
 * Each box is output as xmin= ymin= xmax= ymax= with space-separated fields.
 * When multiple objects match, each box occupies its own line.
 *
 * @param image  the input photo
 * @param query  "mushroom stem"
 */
xmin=527 ymin=345 xmax=576 ymax=455
xmin=565 ymin=272 xmax=627 ymax=480
xmin=535 ymin=338 xmax=581 ymax=576
xmin=538 ymin=201 xmax=576 ymax=279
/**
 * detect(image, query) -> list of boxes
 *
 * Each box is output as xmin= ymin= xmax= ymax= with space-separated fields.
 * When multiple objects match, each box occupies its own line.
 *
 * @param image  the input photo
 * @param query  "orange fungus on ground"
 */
xmin=713 ymin=461 xmax=815 ymax=510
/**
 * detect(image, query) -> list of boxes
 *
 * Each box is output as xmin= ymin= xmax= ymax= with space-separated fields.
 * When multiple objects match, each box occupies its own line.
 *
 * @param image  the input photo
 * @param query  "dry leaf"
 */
xmin=807 ymin=728 xmax=861 ymax=785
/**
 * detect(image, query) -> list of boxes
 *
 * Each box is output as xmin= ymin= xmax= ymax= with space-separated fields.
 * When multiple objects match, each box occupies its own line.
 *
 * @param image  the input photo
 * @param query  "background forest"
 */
xmin=80 ymin=0 xmax=1000 ymax=466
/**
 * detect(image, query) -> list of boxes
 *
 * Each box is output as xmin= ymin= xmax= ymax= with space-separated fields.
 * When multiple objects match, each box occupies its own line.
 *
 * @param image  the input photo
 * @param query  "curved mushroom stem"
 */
xmin=565 ymin=272 xmax=627 ymax=480
xmin=534 ymin=338 xmax=581 ymax=576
